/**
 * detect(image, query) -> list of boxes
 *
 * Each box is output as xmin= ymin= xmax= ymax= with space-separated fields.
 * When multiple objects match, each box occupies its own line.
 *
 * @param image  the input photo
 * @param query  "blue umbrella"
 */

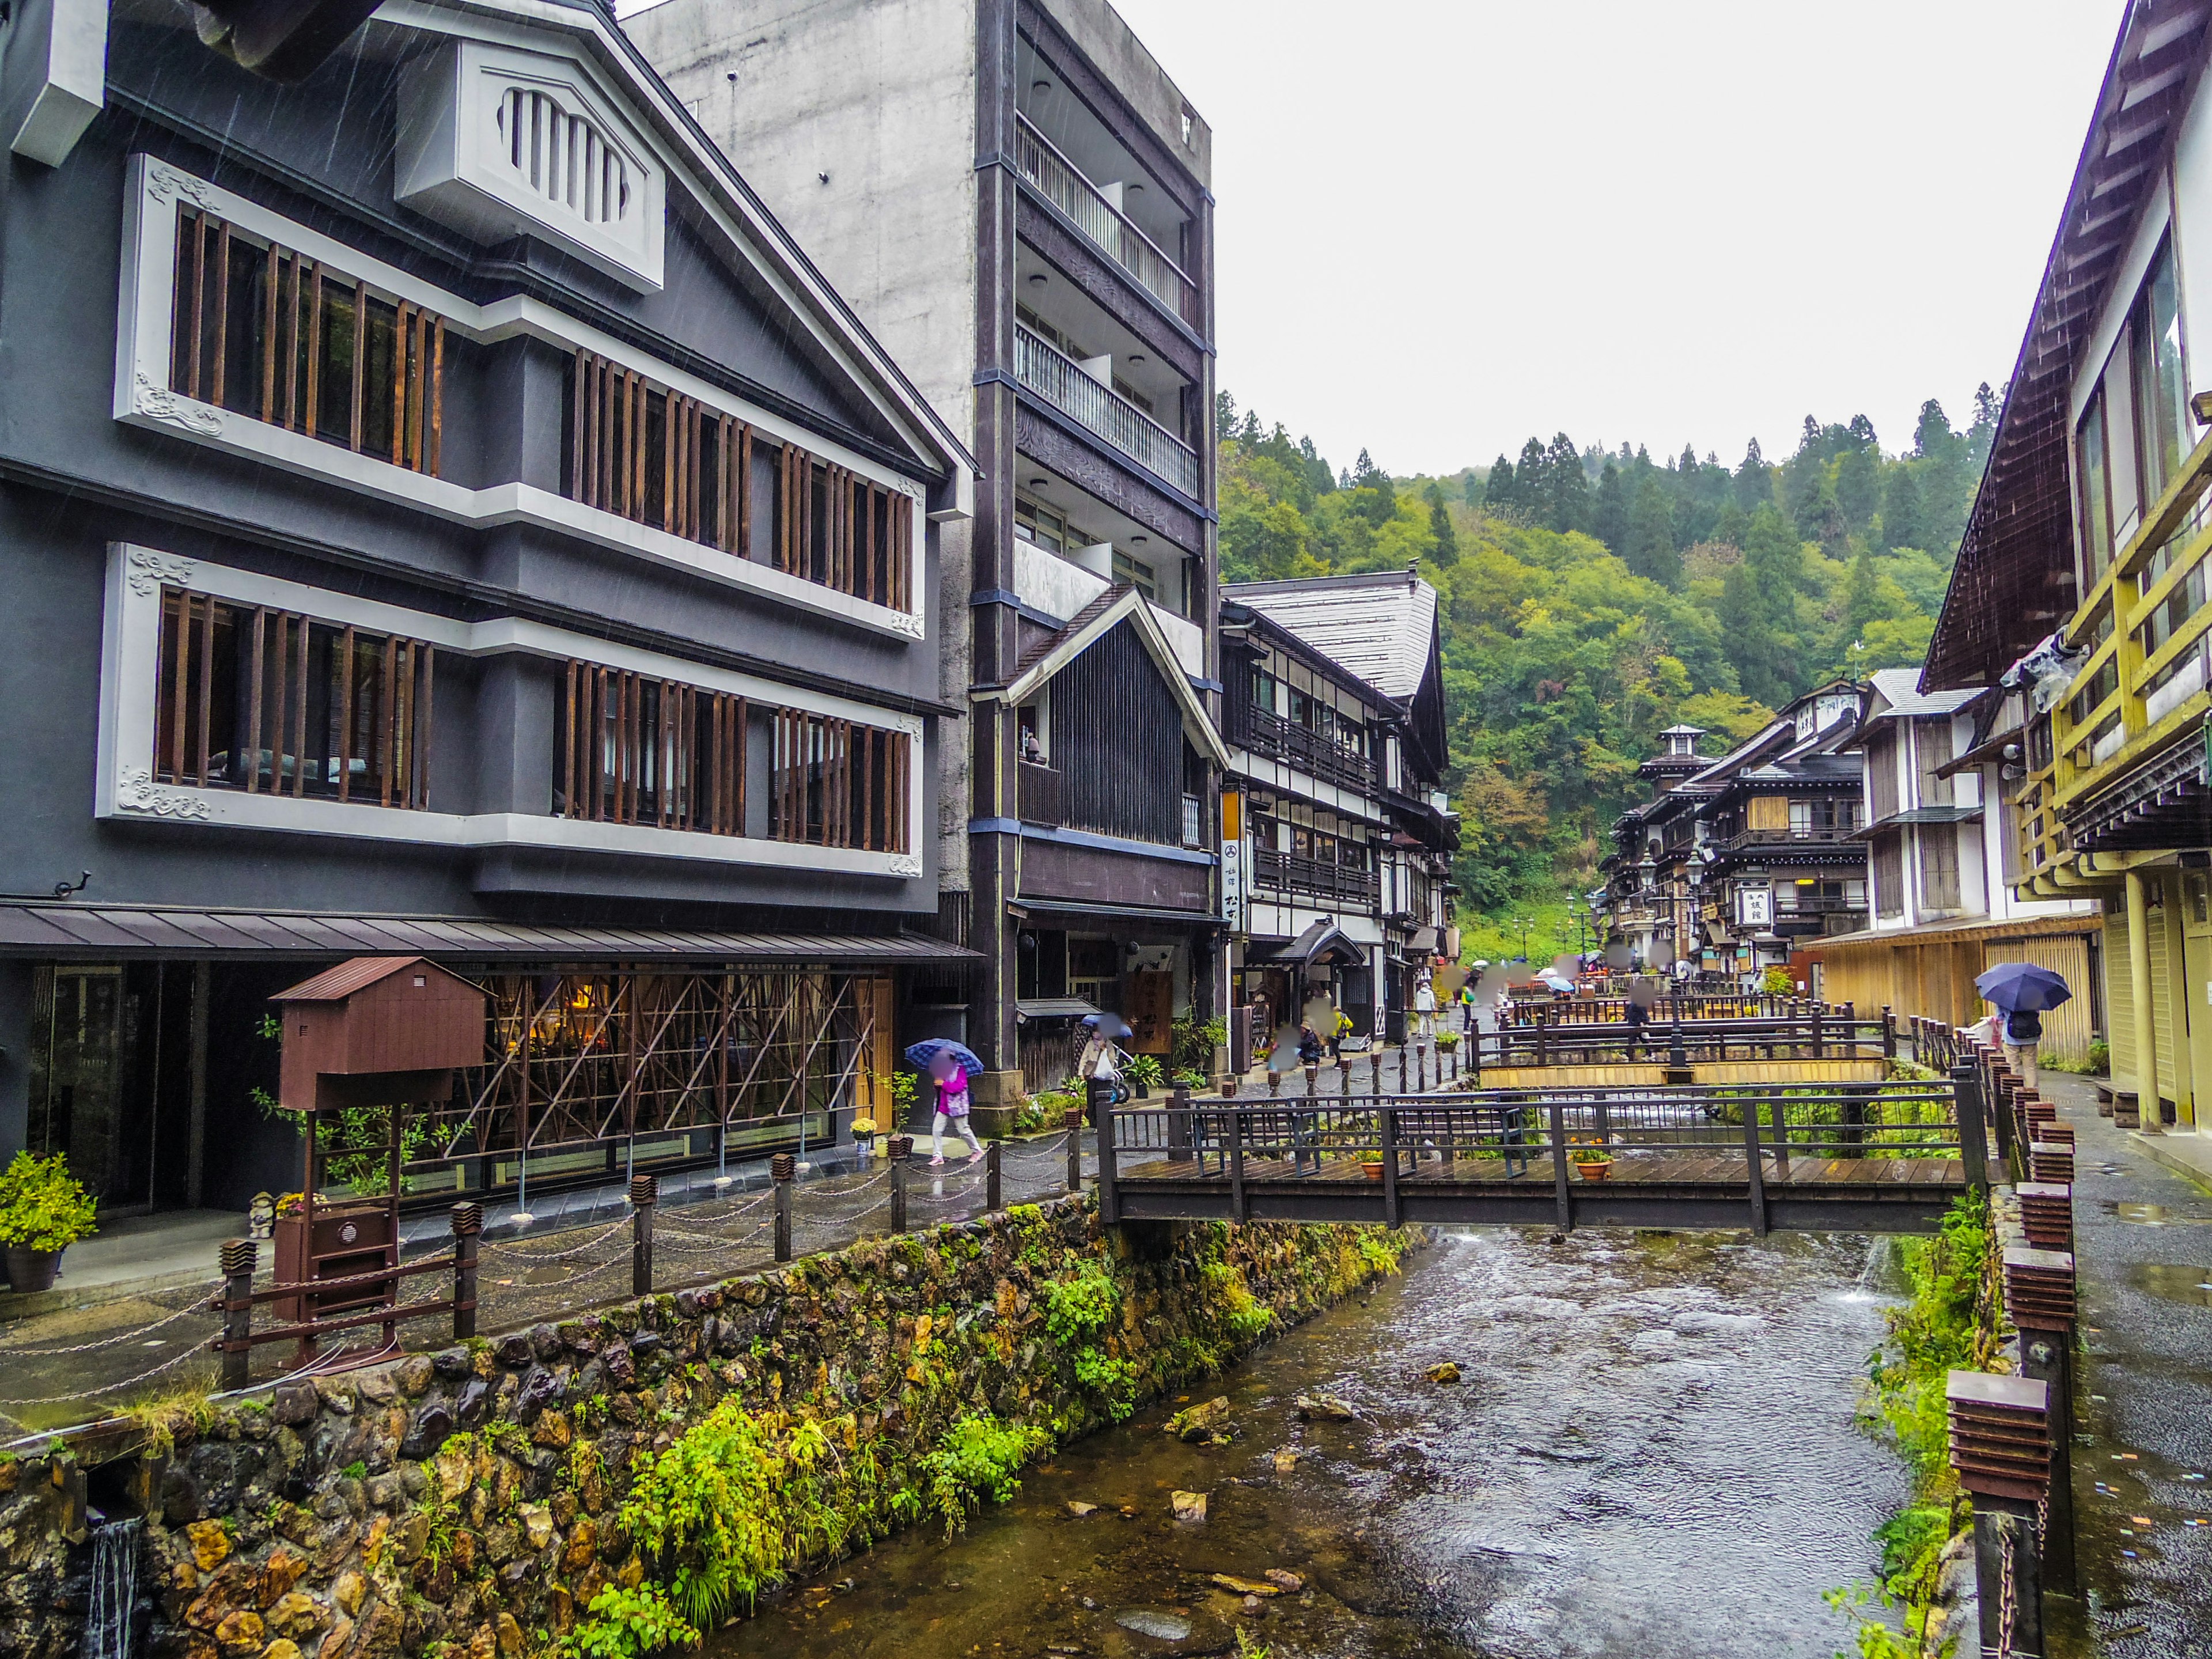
xmin=1082 ymin=1012 xmax=1134 ymax=1040
xmin=1975 ymin=961 xmax=2073 ymax=1014
xmin=905 ymin=1038 xmax=983 ymax=1073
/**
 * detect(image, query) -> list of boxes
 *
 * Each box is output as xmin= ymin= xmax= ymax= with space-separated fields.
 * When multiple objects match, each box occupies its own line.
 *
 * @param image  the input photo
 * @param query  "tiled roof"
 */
xmin=1226 ymin=569 xmax=1438 ymax=701
xmin=1865 ymin=667 xmax=1981 ymax=720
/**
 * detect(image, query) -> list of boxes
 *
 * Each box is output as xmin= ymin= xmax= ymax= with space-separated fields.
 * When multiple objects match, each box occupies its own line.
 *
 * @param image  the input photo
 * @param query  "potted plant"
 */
xmin=1125 ymin=1052 xmax=1164 ymax=1099
xmin=1436 ymin=1031 xmax=1460 ymax=1051
xmin=1568 ymin=1141 xmax=1613 ymax=1181
xmin=1361 ymin=1152 xmax=1387 ymax=1181
xmin=0 ymin=1151 xmax=99 ymax=1294
xmin=849 ymin=1116 xmax=878 ymax=1158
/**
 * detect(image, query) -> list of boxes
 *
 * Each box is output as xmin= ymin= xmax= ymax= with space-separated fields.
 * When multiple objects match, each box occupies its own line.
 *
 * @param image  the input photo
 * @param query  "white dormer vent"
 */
xmin=497 ymin=86 xmax=629 ymax=226
xmin=397 ymin=40 xmax=665 ymax=291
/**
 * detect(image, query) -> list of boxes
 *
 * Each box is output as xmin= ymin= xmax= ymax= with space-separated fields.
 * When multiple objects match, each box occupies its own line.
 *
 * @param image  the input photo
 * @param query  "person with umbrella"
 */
xmin=1974 ymin=961 xmax=2073 ymax=1090
xmin=905 ymin=1040 xmax=986 ymax=1167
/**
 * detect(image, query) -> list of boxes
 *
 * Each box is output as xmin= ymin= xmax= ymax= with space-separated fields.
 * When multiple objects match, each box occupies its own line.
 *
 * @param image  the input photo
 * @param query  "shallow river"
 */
xmin=717 ymin=1226 xmax=1911 ymax=1659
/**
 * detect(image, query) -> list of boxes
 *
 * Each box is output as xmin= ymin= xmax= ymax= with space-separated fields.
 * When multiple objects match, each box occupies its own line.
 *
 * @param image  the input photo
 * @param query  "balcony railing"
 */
xmin=1013 ymin=115 xmax=1201 ymax=328
xmin=1013 ymin=324 xmax=1202 ymax=499
xmin=1711 ymin=824 xmax=1861 ymax=852
xmin=1775 ymin=896 xmax=1868 ymax=916
xmin=1251 ymin=847 xmax=1380 ymax=908
xmin=1019 ymin=760 xmax=1064 ymax=825
xmin=1233 ymin=707 xmax=1376 ymax=791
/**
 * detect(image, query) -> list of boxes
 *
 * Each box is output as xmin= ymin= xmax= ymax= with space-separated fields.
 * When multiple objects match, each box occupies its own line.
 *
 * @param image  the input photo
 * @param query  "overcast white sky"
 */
xmin=1104 ymin=1 xmax=2124 ymax=478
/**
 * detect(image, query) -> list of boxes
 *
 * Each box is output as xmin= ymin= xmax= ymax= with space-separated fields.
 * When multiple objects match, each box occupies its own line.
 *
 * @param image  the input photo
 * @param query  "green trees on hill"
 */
xmin=1214 ymin=388 xmax=1994 ymax=914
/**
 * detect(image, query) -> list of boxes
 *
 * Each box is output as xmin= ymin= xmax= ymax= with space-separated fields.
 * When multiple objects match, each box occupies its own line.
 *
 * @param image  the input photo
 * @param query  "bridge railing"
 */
xmin=1474 ymin=1012 xmax=1894 ymax=1070
xmin=1501 ymin=994 xmax=1819 ymax=1027
xmin=1097 ymin=1071 xmax=1985 ymax=1227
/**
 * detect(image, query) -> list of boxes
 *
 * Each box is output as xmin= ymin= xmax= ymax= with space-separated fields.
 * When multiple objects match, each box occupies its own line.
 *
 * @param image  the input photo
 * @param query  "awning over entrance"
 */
xmin=1247 ymin=918 xmax=1365 ymax=968
xmin=1013 ymin=900 xmax=1222 ymax=929
xmin=0 ymin=902 xmax=983 ymax=965
xmin=1015 ymin=996 xmax=1102 ymax=1020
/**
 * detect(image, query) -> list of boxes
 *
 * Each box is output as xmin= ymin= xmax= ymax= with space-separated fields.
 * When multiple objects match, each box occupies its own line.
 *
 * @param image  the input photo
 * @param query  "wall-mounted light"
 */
xmin=1131 ymin=533 xmax=1149 ymax=545
xmin=1028 ymin=477 xmax=1050 ymax=490
xmin=1027 ymin=272 xmax=1048 ymax=286
xmin=1032 ymin=78 xmax=1054 ymax=94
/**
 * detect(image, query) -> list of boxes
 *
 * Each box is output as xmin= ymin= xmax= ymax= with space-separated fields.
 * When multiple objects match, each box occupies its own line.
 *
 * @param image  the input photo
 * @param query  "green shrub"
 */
xmin=1172 ymin=1011 xmax=1228 ymax=1074
xmin=1201 ymin=1260 xmax=1272 ymax=1343
xmin=562 ymin=1585 xmax=699 ymax=1658
xmin=922 ymin=1413 xmax=1051 ymax=1536
xmin=0 ymin=1152 xmax=98 ymax=1251
xmin=1124 ymin=1052 xmax=1164 ymax=1089
xmin=1042 ymin=1258 xmax=1119 ymax=1347
xmin=1072 ymin=1347 xmax=1139 ymax=1419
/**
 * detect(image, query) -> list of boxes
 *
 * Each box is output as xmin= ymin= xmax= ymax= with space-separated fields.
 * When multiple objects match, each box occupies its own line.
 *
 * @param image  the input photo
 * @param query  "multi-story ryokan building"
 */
xmin=0 ymin=0 xmax=978 ymax=1219
xmin=1805 ymin=671 xmax=2101 ymax=1059
xmin=627 ymin=0 xmax=1228 ymax=1099
xmin=1601 ymin=685 xmax=1867 ymax=985
xmin=1922 ymin=1 xmax=2212 ymax=1130
xmin=1218 ymin=568 xmax=1456 ymax=1066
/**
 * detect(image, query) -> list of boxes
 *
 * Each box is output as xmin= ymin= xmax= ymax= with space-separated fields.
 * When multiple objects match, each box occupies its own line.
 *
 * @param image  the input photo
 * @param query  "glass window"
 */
xmin=2078 ymin=389 xmax=2113 ymax=586
xmin=2131 ymin=237 xmax=2191 ymax=505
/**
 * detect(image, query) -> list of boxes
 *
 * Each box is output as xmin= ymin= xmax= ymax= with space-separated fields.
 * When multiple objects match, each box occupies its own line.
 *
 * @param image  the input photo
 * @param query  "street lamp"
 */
xmin=1512 ymin=916 xmax=1535 ymax=960
xmin=1566 ymin=894 xmax=1589 ymax=959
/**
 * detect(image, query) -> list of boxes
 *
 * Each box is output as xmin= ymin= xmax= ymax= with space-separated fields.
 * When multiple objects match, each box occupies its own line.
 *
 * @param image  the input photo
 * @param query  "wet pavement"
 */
xmin=716 ymin=1225 xmax=1910 ymax=1659
xmin=2037 ymin=1072 xmax=2212 ymax=1659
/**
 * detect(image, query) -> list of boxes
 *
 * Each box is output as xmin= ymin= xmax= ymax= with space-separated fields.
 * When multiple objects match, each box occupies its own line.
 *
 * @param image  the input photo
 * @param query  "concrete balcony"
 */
xmin=1013 ymin=114 xmax=1200 ymax=328
xmin=1014 ymin=323 xmax=1201 ymax=500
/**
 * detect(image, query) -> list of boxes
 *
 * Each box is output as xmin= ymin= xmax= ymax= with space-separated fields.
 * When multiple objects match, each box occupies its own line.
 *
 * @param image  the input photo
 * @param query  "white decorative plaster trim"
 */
xmin=113 ymin=155 xmax=930 ymax=642
xmin=131 ymin=371 xmax=225 ymax=436
xmin=97 ymin=545 xmax=929 ymax=868
xmin=124 ymin=547 xmax=195 ymax=597
xmin=114 ymin=768 xmax=215 ymax=820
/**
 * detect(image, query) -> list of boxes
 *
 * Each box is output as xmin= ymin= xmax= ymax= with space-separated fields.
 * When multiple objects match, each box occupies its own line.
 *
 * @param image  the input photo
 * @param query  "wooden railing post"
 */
xmin=629 ymin=1173 xmax=658 ymax=1296
xmin=1399 ymin=1043 xmax=1410 ymax=1093
xmin=449 ymin=1202 xmax=481 ymax=1342
xmin=1952 ymin=1062 xmax=1988 ymax=1190
xmin=1066 ymin=1107 xmax=1085 ymax=1194
xmin=1882 ymin=1005 xmax=1896 ymax=1060
xmin=1095 ymin=1108 xmax=1118 ymax=1224
xmin=218 ymin=1238 xmax=256 ymax=1393
xmin=1740 ymin=1097 xmax=1768 ymax=1235
xmin=889 ymin=1136 xmax=911 ymax=1232
xmin=1547 ymin=1099 xmax=1572 ymax=1232
xmin=1379 ymin=1104 xmax=1400 ymax=1228
xmin=1228 ymin=1105 xmax=1247 ymax=1223
xmin=772 ymin=1152 xmax=794 ymax=1262
xmin=986 ymin=1138 xmax=1003 ymax=1211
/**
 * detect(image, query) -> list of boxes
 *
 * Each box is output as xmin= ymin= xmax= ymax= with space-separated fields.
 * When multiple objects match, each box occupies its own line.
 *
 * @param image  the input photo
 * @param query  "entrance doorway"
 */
xmin=26 ymin=964 xmax=197 ymax=1215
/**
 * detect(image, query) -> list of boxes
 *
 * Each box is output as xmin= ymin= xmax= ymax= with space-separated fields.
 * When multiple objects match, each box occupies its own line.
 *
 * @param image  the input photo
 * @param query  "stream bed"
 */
xmin=715 ymin=1225 xmax=1911 ymax=1659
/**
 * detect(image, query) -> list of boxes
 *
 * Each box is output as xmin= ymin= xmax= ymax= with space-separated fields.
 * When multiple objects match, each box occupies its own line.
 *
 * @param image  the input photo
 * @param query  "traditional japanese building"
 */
xmin=627 ymin=0 xmax=1225 ymax=1097
xmin=1921 ymin=1 xmax=2212 ymax=1127
xmin=0 ymin=0 xmax=977 ymax=1221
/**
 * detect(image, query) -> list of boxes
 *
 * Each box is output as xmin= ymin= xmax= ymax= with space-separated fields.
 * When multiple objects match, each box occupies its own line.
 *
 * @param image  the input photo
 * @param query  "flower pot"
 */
xmin=1361 ymin=1160 xmax=1386 ymax=1182
xmin=3 ymin=1245 xmax=63 ymax=1294
xmin=1573 ymin=1160 xmax=1613 ymax=1182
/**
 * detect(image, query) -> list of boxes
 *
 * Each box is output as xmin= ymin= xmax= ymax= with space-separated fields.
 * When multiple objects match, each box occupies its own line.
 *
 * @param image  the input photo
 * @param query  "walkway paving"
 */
xmin=2036 ymin=1071 xmax=2212 ymax=1659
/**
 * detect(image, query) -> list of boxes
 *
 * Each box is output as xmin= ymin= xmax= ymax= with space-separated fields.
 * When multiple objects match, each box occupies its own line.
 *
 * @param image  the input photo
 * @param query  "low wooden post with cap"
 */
xmin=449 ymin=1203 xmax=481 ymax=1341
xmin=772 ymin=1153 xmax=795 ymax=1262
xmin=630 ymin=1173 xmax=657 ymax=1296
xmin=217 ymin=1238 xmax=256 ymax=1392
xmin=888 ymin=1136 xmax=912 ymax=1232
xmin=1948 ymin=1370 xmax=2050 ymax=1659
xmin=2006 ymin=1245 xmax=2080 ymax=1591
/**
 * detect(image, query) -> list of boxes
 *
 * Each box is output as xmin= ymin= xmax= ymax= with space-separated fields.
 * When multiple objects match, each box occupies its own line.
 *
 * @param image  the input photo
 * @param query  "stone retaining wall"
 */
xmin=0 ymin=1198 xmax=1420 ymax=1659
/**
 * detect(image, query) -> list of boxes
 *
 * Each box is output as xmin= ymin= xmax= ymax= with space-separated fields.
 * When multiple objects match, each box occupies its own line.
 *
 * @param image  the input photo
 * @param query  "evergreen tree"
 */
xmin=1350 ymin=448 xmax=1396 ymax=528
xmin=1788 ymin=456 xmax=1831 ymax=540
xmin=1426 ymin=482 xmax=1460 ymax=565
xmin=1625 ymin=474 xmax=1680 ymax=586
xmin=1544 ymin=432 xmax=1588 ymax=533
xmin=1718 ymin=563 xmax=1786 ymax=707
xmin=1743 ymin=503 xmax=1808 ymax=637
xmin=1847 ymin=414 xmax=1877 ymax=449
xmin=1710 ymin=499 xmax=1751 ymax=551
xmin=1733 ymin=438 xmax=1771 ymax=514
xmin=1465 ymin=467 xmax=1486 ymax=507
xmin=1882 ymin=467 xmax=1926 ymax=551
xmin=1912 ymin=399 xmax=1956 ymax=461
xmin=1843 ymin=543 xmax=1883 ymax=642
xmin=1484 ymin=454 xmax=1517 ymax=509
xmin=1592 ymin=460 xmax=1629 ymax=553
xmin=1215 ymin=389 xmax=1238 ymax=442
xmin=1516 ymin=437 xmax=1549 ymax=510
xmin=1835 ymin=444 xmax=1881 ymax=531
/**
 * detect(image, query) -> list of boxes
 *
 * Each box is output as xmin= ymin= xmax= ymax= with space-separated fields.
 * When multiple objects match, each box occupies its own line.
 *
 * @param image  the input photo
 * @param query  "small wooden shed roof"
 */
xmin=274 ymin=955 xmax=477 ymax=1003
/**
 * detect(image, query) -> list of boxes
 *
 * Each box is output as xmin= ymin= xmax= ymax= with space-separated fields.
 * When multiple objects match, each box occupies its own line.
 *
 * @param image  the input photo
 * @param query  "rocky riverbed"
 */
xmin=717 ymin=1225 xmax=1911 ymax=1659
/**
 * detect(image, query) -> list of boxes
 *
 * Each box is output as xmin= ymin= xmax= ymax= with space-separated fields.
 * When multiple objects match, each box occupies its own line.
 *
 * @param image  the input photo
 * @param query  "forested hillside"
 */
xmin=1215 ymin=390 xmax=1995 ymax=919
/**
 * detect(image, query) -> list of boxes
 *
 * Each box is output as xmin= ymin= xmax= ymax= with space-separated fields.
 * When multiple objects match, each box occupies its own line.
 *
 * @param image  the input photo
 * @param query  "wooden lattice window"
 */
xmin=171 ymin=208 xmax=445 ymax=473
xmin=154 ymin=589 xmax=435 ymax=808
xmin=565 ymin=350 xmax=911 ymax=610
xmin=554 ymin=661 xmax=749 ymax=835
xmin=771 ymin=708 xmax=910 ymax=853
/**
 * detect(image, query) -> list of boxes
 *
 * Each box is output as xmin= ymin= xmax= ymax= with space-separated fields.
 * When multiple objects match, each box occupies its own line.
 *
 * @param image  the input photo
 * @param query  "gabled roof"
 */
xmin=274 ymin=956 xmax=456 ymax=1002
xmin=412 ymin=0 xmax=977 ymax=504
xmin=1862 ymin=667 xmax=1982 ymax=722
xmin=986 ymin=585 xmax=1230 ymax=765
xmin=1227 ymin=569 xmax=1438 ymax=702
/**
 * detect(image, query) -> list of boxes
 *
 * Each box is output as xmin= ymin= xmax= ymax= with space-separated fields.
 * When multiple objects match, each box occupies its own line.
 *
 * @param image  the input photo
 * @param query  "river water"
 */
xmin=715 ymin=1225 xmax=1912 ymax=1659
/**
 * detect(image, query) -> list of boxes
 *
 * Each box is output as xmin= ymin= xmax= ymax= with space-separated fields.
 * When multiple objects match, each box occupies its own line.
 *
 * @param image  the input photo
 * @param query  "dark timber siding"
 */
xmin=1049 ymin=619 xmax=1184 ymax=844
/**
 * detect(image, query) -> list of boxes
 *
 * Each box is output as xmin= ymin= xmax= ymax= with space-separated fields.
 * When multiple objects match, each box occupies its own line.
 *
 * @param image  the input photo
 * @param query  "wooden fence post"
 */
xmin=1066 ymin=1107 xmax=1085 ymax=1194
xmin=772 ymin=1153 xmax=794 ymax=1262
xmin=1228 ymin=1106 xmax=1247 ymax=1224
xmin=630 ymin=1173 xmax=657 ymax=1296
xmin=1882 ymin=1005 xmax=1896 ymax=1060
xmin=1096 ymin=1105 xmax=1119 ymax=1225
xmin=1379 ymin=1104 xmax=1400 ymax=1228
xmin=1547 ymin=1099 xmax=1572 ymax=1232
xmin=986 ymin=1138 xmax=1002 ymax=1212
xmin=889 ymin=1137 xmax=911 ymax=1232
xmin=449 ymin=1203 xmax=481 ymax=1341
xmin=218 ymin=1238 xmax=256 ymax=1392
xmin=1739 ymin=1098 xmax=1768 ymax=1235
xmin=1952 ymin=1061 xmax=1988 ymax=1191
xmin=1399 ymin=1043 xmax=1410 ymax=1094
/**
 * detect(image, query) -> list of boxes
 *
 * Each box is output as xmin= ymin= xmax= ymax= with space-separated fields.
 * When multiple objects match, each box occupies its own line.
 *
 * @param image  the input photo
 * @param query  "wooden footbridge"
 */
xmin=1097 ymin=1066 xmax=1988 ymax=1236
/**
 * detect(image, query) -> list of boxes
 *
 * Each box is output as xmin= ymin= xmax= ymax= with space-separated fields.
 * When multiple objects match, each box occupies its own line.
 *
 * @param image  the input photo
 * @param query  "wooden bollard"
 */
xmin=1065 ymin=1107 xmax=1086 ymax=1192
xmin=1947 ymin=1372 xmax=2049 ymax=1659
xmin=630 ymin=1173 xmax=658 ymax=1296
xmin=217 ymin=1238 xmax=256 ymax=1392
xmin=449 ymin=1203 xmax=482 ymax=1341
xmin=986 ymin=1138 xmax=1002 ymax=1211
xmin=888 ymin=1136 xmax=912 ymax=1232
xmin=772 ymin=1153 xmax=795 ymax=1262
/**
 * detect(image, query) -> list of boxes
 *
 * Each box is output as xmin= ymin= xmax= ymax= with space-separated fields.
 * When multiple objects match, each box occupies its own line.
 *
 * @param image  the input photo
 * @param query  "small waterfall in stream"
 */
xmin=81 ymin=1516 xmax=141 ymax=1659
